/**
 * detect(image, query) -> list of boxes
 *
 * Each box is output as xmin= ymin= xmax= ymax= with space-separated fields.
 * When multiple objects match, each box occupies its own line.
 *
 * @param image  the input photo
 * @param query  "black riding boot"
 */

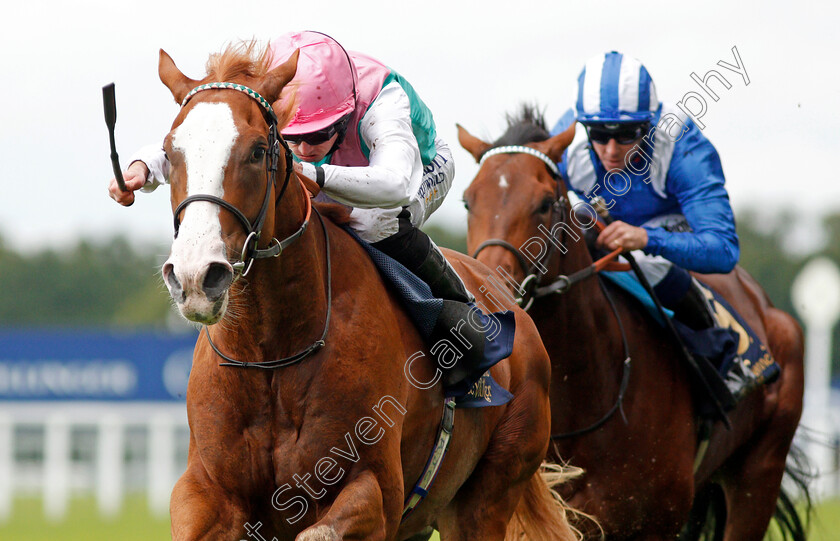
xmin=667 ymin=277 xmax=716 ymax=331
xmin=413 ymin=240 xmax=474 ymax=303
xmin=410 ymin=240 xmax=487 ymax=391
xmin=372 ymin=210 xmax=485 ymax=391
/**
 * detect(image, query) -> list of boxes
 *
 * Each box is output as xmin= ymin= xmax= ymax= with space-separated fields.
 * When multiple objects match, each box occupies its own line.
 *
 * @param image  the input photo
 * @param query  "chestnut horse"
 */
xmin=457 ymin=108 xmax=806 ymax=540
xmin=156 ymin=46 xmax=578 ymax=541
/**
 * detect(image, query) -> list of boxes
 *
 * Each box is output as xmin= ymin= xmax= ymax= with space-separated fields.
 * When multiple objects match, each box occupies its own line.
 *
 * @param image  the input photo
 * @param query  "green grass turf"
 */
xmin=0 ymin=495 xmax=170 ymax=541
xmin=0 ymin=496 xmax=837 ymax=540
xmin=803 ymin=498 xmax=840 ymax=541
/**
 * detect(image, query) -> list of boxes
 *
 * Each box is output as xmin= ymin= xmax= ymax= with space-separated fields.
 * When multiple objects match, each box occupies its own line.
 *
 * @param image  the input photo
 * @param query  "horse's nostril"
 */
xmin=162 ymin=263 xmax=185 ymax=302
xmin=203 ymin=262 xmax=233 ymax=301
xmin=162 ymin=262 xmax=185 ymax=302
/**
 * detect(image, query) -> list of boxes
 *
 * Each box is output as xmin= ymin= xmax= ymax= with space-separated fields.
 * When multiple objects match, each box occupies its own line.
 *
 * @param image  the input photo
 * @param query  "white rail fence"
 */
xmin=0 ymin=403 xmax=188 ymax=522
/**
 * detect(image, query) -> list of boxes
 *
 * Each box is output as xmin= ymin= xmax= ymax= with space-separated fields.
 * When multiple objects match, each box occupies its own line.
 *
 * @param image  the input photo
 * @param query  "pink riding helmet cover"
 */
xmin=268 ymin=31 xmax=356 ymax=135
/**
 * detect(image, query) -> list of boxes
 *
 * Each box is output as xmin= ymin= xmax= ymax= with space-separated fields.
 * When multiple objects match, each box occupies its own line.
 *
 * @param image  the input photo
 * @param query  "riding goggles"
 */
xmin=283 ymin=115 xmax=350 ymax=146
xmin=585 ymin=122 xmax=650 ymax=145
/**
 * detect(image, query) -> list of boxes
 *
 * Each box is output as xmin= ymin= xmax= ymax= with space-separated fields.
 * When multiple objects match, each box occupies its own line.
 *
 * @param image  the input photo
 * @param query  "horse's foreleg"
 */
xmin=170 ymin=465 xmax=248 ymax=541
xmin=296 ymin=470 xmax=397 ymax=541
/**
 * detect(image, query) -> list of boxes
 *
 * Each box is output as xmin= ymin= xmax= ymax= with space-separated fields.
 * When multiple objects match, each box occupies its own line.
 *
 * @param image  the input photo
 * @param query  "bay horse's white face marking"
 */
xmin=162 ymin=102 xmax=239 ymax=324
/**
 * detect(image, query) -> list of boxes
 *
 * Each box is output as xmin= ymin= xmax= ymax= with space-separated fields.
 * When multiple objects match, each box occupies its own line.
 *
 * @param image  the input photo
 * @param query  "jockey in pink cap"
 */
xmin=107 ymin=32 xmax=486 ymax=391
xmin=265 ymin=31 xmax=465 ymax=306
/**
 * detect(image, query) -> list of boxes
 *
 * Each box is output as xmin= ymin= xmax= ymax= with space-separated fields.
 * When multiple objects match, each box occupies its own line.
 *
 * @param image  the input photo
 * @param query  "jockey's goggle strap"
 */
xmin=478 ymin=145 xmax=560 ymax=178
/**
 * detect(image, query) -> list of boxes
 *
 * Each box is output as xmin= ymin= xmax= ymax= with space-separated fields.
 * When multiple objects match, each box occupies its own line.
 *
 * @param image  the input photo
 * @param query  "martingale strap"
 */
xmin=401 ymin=397 xmax=456 ymax=521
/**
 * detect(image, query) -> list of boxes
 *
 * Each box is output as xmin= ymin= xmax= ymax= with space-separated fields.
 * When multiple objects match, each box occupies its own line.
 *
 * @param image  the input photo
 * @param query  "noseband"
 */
xmin=471 ymin=145 xmax=568 ymax=310
xmin=172 ymin=82 xmax=306 ymax=277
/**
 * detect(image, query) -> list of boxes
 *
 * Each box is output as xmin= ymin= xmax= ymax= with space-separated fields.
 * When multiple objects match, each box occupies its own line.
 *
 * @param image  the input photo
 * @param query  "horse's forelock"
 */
xmin=491 ymin=104 xmax=551 ymax=148
xmin=205 ymin=41 xmax=272 ymax=83
xmin=203 ymin=41 xmax=297 ymax=132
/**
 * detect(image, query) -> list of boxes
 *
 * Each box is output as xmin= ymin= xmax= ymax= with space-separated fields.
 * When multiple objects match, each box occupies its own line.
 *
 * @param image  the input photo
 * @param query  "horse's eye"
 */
xmin=538 ymin=199 xmax=553 ymax=214
xmin=463 ymin=200 xmax=470 ymax=212
xmin=250 ymin=147 xmax=266 ymax=162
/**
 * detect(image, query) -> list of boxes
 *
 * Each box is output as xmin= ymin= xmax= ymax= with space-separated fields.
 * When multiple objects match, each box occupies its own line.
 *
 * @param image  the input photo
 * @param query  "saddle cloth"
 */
xmin=601 ymin=271 xmax=780 ymax=384
xmin=346 ymin=227 xmax=514 ymax=407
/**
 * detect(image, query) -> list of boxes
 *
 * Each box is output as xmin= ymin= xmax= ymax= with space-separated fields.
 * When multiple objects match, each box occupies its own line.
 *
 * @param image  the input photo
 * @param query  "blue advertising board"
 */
xmin=0 ymin=330 xmax=198 ymax=402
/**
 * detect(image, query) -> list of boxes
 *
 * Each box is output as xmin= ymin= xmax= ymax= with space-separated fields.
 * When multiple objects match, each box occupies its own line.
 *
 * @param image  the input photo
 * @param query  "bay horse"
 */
xmin=457 ymin=107 xmax=806 ymax=540
xmin=156 ymin=45 xmax=578 ymax=541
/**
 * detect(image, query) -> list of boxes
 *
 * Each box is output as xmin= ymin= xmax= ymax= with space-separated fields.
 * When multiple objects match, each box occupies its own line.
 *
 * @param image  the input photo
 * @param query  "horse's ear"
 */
xmin=260 ymin=49 xmax=299 ymax=104
xmin=534 ymin=123 xmax=576 ymax=163
xmin=457 ymin=124 xmax=491 ymax=163
xmin=158 ymin=49 xmax=199 ymax=105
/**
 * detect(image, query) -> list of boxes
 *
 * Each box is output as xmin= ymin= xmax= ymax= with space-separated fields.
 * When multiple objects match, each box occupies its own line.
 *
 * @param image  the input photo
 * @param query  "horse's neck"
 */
xmin=219 ymin=183 xmax=328 ymax=362
xmin=540 ymin=224 xmax=620 ymax=366
xmin=551 ymin=223 xmax=600 ymax=306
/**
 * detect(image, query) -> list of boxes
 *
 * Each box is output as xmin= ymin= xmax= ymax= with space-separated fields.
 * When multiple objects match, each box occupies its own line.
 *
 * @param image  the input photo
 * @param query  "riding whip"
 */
xmin=102 ymin=83 xmax=127 ymax=192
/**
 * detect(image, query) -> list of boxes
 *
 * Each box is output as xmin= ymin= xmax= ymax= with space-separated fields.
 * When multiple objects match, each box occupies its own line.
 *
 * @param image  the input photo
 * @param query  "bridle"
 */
xmin=470 ymin=144 xmax=632 ymax=439
xmin=471 ymin=145 xmax=571 ymax=311
xmin=471 ymin=145 xmax=628 ymax=310
xmin=172 ymin=82 xmax=331 ymax=370
xmin=173 ymin=82 xmax=309 ymax=278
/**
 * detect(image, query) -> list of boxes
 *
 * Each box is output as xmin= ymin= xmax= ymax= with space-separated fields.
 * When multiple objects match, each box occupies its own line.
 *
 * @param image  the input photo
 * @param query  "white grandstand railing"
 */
xmin=0 ymin=402 xmax=188 ymax=522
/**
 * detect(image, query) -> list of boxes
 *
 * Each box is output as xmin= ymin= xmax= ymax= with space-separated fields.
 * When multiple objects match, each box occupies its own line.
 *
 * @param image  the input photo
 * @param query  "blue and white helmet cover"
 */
xmin=576 ymin=51 xmax=658 ymax=124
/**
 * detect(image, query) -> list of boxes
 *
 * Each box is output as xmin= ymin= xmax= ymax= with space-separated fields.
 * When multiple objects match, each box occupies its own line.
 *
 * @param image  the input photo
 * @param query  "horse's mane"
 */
xmin=491 ymin=104 xmax=551 ymax=148
xmin=314 ymin=202 xmax=354 ymax=226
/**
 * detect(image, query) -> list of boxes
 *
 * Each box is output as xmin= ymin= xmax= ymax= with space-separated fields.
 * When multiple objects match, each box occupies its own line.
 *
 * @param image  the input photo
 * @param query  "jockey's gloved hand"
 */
xmin=107 ymin=161 xmax=149 ymax=207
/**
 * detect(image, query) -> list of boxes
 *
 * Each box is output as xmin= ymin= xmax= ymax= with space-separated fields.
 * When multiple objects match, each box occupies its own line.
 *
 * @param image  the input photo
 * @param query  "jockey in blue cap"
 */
xmin=551 ymin=52 xmax=752 ymax=394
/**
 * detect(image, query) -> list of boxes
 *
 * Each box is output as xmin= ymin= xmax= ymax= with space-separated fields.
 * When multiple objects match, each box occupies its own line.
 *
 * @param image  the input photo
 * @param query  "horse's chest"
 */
xmin=192 ymin=403 xmax=380 ymax=496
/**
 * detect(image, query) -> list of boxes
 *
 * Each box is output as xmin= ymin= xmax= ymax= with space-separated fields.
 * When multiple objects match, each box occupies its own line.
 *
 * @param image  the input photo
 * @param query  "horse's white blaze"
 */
xmin=498 ymin=174 xmax=509 ymax=189
xmin=165 ymin=102 xmax=239 ymax=318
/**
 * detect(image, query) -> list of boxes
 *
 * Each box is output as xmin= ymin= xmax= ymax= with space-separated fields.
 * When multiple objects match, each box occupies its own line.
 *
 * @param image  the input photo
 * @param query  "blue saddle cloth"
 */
xmin=601 ymin=271 xmax=779 ymax=381
xmin=346 ymin=228 xmax=514 ymax=407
